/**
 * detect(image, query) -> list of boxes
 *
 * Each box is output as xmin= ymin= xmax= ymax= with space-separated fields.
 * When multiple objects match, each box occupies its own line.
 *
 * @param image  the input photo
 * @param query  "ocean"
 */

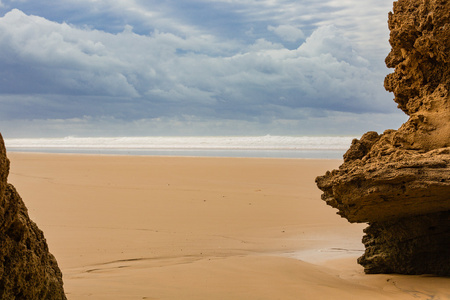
xmin=4 ymin=135 xmax=355 ymax=159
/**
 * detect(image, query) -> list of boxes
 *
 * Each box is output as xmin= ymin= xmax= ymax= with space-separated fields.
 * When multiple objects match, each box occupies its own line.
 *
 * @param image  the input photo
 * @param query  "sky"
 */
xmin=0 ymin=0 xmax=408 ymax=138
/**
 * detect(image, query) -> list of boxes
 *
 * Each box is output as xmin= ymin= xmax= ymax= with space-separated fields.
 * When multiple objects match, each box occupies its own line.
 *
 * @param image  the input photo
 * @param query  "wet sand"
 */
xmin=7 ymin=153 xmax=450 ymax=299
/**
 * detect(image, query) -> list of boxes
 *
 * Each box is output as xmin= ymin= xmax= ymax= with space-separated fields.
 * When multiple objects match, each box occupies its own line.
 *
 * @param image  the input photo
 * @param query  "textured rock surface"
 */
xmin=316 ymin=0 xmax=450 ymax=275
xmin=0 ymin=134 xmax=66 ymax=299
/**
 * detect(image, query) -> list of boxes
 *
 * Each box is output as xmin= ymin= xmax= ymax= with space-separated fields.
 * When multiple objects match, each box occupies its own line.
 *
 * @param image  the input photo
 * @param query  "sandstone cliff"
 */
xmin=0 ymin=134 xmax=66 ymax=299
xmin=316 ymin=0 xmax=450 ymax=275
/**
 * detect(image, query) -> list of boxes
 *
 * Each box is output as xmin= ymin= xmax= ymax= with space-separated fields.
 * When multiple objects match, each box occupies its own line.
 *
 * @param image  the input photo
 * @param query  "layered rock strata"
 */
xmin=0 ymin=134 xmax=66 ymax=299
xmin=316 ymin=0 xmax=450 ymax=275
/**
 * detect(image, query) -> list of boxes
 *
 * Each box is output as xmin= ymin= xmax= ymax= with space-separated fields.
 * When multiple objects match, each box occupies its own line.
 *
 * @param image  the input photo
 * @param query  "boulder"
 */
xmin=316 ymin=0 xmax=450 ymax=275
xmin=0 ymin=134 xmax=66 ymax=299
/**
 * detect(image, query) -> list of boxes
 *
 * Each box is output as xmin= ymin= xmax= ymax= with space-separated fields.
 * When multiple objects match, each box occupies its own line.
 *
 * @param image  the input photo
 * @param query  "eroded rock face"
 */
xmin=316 ymin=0 xmax=450 ymax=275
xmin=384 ymin=0 xmax=450 ymax=152
xmin=0 ymin=134 xmax=66 ymax=299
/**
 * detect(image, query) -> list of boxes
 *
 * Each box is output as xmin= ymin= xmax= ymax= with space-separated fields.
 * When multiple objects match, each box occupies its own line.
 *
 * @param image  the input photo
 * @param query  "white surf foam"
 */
xmin=5 ymin=135 xmax=355 ymax=150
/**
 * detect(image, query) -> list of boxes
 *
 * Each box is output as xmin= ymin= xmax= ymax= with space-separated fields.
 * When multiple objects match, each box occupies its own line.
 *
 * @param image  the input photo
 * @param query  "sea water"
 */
xmin=4 ymin=135 xmax=356 ymax=159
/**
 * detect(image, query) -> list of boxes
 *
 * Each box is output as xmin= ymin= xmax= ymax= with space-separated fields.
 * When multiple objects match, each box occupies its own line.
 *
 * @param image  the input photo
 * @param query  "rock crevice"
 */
xmin=316 ymin=0 xmax=450 ymax=276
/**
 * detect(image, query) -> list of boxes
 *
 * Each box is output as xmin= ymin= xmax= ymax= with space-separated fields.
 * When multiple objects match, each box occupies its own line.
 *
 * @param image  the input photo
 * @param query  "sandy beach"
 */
xmin=6 ymin=153 xmax=450 ymax=300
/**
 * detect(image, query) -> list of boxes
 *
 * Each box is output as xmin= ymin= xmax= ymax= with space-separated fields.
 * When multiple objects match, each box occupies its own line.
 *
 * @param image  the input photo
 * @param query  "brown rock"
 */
xmin=0 ymin=134 xmax=66 ymax=299
xmin=316 ymin=0 xmax=450 ymax=275
xmin=358 ymin=211 xmax=450 ymax=275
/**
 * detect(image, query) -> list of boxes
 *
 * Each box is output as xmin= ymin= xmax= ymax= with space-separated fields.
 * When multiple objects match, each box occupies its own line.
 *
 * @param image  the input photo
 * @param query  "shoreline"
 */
xmin=6 ymin=148 xmax=346 ymax=159
xmin=7 ymin=153 xmax=449 ymax=299
xmin=7 ymin=150 xmax=344 ymax=160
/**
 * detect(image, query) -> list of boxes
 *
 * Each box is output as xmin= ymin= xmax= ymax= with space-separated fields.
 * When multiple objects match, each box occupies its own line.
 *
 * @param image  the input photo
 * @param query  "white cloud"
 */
xmin=0 ymin=2 xmax=403 ymax=137
xmin=297 ymin=25 xmax=369 ymax=67
xmin=268 ymin=24 xmax=305 ymax=42
xmin=0 ymin=9 xmax=394 ymax=118
xmin=0 ymin=9 xmax=140 ymax=97
xmin=194 ymin=0 xmax=393 ymax=62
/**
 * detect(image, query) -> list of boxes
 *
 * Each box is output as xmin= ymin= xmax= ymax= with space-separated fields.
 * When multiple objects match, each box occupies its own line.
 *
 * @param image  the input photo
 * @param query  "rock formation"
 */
xmin=0 ymin=134 xmax=66 ymax=299
xmin=316 ymin=0 xmax=450 ymax=276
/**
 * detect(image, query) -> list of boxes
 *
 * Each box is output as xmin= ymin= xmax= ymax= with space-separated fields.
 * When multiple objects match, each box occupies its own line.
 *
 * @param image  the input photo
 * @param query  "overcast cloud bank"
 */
xmin=0 ymin=1 xmax=406 ymax=137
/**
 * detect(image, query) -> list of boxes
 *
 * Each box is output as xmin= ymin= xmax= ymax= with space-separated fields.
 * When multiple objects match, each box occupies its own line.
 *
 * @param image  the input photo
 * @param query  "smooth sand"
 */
xmin=7 ymin=153 xmax=450 ymax=300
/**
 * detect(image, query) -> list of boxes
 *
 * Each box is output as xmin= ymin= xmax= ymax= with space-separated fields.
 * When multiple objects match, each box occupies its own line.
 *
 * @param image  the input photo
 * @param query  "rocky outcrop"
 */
xmin=316 ymin=0 xmax=450 ymax=276
xmin=0 ymin=134 xmax=66 ymax=299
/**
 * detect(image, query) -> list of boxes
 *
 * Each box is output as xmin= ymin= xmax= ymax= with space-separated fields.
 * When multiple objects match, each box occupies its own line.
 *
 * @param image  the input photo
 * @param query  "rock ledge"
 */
xmin=316 ymin=0 xmax=450 ymax=275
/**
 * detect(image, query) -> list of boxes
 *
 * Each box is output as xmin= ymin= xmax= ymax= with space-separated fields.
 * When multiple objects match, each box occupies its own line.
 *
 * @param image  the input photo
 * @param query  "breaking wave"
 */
xmin=5 ymin=135 xmax=354 ymax=151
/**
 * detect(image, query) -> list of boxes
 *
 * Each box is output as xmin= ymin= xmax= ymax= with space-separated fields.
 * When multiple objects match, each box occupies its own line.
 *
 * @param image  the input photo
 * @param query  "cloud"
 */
xmin=268 ymin=25 xmax=305 ymax=42
xmin=0 ymin=9 xmax=396 ymax=127
xmin=0 ymin=1 xmax=404 ymax=137
xmin=0 ymin=110 xmax=408 ymax=138
xmin=0 ymin=0 xmax=393 ymax=59
xmin=0 ymin=9 xmax=141 ymax=97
